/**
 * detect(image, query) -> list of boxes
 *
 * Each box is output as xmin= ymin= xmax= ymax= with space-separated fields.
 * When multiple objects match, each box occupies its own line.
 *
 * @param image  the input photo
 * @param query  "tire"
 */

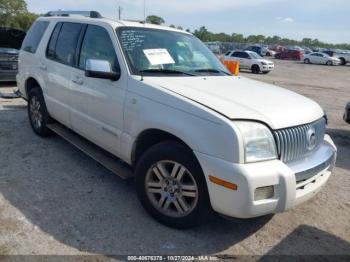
xmin=345 ymin=110 xmax=350 ymax=124
xmin=262 ymin=71 xmax=269 ymax=74
xmin=251 ymin=65 xmax=260 ymax=74
xmin=343 ymin=109 xmax=350 ymax=124
xmin=326 ymin=60 xmax=333 ymax=66
xmin=135 ymin=141 xmax=211 ymax=229
xmin=304 ymin=58 xmax=310 ymax=64
xmin=27 ymin=87 xmax=53 ymax=137
xmin=339 ymin=57 xmax=346 ymax=65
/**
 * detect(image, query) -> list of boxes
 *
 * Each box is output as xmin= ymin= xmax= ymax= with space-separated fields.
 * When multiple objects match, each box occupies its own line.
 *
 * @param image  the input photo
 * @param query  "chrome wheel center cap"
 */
xmin=164 ymin=180 xmax=178 ymax=194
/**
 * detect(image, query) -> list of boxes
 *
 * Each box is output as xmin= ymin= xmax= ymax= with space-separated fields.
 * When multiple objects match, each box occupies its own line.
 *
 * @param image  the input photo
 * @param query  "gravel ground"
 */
xmin=0 ymin=59 xmax=349 ymax=259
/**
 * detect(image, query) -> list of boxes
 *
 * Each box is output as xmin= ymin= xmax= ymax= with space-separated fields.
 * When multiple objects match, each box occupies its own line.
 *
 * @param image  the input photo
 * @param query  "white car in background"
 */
xmin=304 ymin=52 xmax=341 ymax=66
xmin=224 ymin=50 xmax=274 ymax=74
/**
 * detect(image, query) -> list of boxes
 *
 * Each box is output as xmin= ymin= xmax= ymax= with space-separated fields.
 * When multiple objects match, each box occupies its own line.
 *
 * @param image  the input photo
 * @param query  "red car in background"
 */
xmin=275 ymin=49 xmax=304 ymax=60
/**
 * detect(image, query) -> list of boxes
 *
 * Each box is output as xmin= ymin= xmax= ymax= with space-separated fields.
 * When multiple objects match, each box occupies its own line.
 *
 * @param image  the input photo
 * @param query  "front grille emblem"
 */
xmin=306 ymin=127 xmax=316 ymax=150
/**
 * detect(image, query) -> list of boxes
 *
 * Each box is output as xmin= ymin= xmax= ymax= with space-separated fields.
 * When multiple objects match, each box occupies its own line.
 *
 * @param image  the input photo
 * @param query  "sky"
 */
xmin=25 ymin=0 xmax=350 ymax=44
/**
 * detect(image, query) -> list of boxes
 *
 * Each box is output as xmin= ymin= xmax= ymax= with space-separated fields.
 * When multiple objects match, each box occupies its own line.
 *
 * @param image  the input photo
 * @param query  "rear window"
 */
xmin=21 ymin=21 xmax=49 ymax=53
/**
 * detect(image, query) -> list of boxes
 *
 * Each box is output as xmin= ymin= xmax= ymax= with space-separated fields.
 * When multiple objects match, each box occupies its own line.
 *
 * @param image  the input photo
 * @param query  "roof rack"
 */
xmin=44 ymin=11 xmax=102 ymax=18
xmin=122 ymin=19 xmax=145 ymax=24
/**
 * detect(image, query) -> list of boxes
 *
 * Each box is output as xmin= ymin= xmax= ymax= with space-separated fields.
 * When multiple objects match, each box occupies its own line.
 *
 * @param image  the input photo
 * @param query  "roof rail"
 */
xmin=44 ymin=11 xmax=102 ymax=18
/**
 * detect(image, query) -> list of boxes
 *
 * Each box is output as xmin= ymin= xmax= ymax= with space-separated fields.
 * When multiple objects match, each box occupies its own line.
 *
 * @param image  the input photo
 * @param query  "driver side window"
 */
xmin=242 ymin=52 xmax=250 ymax=59
xmin=79 ymin=25 xmax=119 ymax=72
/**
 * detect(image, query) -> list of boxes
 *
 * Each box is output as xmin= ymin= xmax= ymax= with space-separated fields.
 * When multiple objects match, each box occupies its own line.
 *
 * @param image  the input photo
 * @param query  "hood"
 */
xmin=257 ymin=59 xmax=273 ymax=64
xmin=0 ymin=27 xmax=26 ymax=50
xmin=145 ymin=76 xmax=324 ymax=129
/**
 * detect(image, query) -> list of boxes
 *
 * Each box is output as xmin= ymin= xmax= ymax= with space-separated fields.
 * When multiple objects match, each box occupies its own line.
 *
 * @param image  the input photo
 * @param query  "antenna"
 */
xmin=143 ymin=0 xmax=146 ymax=23
xmin=118 ymin=6 xmax=122 ymax=20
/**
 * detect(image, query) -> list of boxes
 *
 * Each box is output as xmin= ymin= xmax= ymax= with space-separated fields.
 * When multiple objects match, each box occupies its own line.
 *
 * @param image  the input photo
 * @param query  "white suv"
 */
xmin=17 ymin=11 xmax=337 ymax=228
xmin=224 ymin=50 xmax=274 ymax=74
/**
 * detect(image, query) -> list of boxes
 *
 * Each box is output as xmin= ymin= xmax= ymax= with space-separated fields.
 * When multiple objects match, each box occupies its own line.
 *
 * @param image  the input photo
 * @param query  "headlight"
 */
xmin=261 ymin=61 xmax=267 ymax=65
xmin=235 ymin=121 xmax=277 ymax=163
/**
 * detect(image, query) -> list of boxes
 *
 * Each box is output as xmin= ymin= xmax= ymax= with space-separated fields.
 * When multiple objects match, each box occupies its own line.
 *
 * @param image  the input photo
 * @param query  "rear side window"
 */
xmin=47 ymin=22 xmax=83 ymax=66
xmin=46 ymin=22 xmax=63 ymax=59
xmin=21 ymin=21 xmax=49 ymax=53
xmin=242 ymin=52 xmax=250 ymax=59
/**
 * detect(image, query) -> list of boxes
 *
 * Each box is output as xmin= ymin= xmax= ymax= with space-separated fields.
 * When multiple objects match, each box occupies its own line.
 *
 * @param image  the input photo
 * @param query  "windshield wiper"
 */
xmin=139 ymin=69 xmax=196 ymax=76
xmin=193 ymin=68 xmax=232 ymax=76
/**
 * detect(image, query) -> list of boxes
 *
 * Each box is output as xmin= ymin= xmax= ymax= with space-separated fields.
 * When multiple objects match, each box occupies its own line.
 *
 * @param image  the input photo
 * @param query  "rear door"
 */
xmin=44 ymin=22 xmax=84 ymax=127
xmin=309 ymin=53 xmax=318 ymax=63
xmin=69 ymin=24 xmax=127 ymax=156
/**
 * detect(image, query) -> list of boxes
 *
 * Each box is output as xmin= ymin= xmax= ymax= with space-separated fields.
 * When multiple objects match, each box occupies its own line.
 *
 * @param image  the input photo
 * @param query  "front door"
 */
xmin=69 ymin=24 xmax=127 ymax=156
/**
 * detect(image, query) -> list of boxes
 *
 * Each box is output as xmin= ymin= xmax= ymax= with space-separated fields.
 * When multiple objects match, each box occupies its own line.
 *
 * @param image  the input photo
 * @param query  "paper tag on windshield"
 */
xmin=143 ymin=49 xmax=175 ymax=65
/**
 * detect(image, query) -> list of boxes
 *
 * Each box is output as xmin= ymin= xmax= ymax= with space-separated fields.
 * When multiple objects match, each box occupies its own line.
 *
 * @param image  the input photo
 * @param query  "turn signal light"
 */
xmin=209 ymin=175 xmax=238 ymax=191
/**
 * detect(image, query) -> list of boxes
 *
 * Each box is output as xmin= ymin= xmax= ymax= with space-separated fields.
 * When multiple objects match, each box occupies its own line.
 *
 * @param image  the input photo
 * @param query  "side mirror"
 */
xmin=85 ymin=59 xmax=121 ymax=81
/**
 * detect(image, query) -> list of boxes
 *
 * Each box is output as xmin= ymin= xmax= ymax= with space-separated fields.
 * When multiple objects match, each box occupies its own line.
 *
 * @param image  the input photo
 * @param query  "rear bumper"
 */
xmin=195 ymin=134 xmax=337 ymax=218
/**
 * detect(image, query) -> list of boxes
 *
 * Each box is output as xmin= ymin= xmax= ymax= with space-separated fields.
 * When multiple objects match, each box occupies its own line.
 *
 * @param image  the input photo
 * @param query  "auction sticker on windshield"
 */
xmin=143 ymin=49 xmax=175 ymax=65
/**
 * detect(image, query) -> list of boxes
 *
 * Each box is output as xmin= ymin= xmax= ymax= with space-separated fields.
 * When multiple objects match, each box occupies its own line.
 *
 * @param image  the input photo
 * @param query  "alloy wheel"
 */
xmin=145 ymin=160 xmax=199 ymax=218
xmin=30 ymin=96 xmax=43 ymax=129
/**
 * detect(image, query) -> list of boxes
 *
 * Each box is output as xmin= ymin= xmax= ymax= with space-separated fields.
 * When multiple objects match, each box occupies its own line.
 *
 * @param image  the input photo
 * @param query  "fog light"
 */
xmin=254 ymin=186 xmax=274 ymax=201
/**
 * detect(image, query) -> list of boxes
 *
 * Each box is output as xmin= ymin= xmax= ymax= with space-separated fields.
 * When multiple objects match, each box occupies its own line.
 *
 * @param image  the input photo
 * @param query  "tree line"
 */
xmin=191 ymin=26 xmax=350 ymax=50
xmin=0 ymin=0 xmax=38 ymax=31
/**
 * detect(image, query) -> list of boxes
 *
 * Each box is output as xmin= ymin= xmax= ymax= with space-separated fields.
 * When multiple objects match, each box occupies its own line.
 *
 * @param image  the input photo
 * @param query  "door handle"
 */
xmin=39 ymin=63 xmax=47 ymax=71
xmin=72 ymin=77 xmax=84 ymax=85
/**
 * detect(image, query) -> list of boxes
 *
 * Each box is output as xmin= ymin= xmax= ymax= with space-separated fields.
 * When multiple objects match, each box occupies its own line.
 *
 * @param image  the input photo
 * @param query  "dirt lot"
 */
xmin=0 ymin=59 xmax=349 ymax=258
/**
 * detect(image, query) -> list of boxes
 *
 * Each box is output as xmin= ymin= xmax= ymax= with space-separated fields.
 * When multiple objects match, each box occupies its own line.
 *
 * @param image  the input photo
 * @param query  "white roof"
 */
xmin=37 ymin=15 xmax=192 ymax=35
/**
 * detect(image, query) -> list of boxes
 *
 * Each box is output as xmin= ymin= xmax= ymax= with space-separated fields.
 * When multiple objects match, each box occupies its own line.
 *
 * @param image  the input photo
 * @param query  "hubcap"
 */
xmin=145 ymin=160 xmax=198 ymax=218
xmin=30 ymin=96 xmax=42 ymax=129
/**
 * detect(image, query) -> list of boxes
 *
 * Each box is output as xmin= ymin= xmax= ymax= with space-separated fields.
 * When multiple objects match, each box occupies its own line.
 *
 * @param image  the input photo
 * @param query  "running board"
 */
xmin=47 ymin=123 xmax=134 ymax=179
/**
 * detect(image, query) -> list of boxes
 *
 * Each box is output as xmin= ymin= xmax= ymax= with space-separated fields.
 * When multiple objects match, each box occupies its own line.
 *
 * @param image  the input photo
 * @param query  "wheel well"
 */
xmin=339 ymin=57 xmax=346 ymax=63
xmin=25 ymin=77 xmax=41 ymax=96
xmin=251 ymin=64 xmax=259 ymax=70
xmin=132 ymin=129 xmax=191 ymax=166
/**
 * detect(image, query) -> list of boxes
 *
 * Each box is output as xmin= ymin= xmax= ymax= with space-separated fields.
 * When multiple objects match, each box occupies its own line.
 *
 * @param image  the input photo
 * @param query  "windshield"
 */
xmin=117 ymin=27 xmax=230 ymax=76
xmin=0 ymin=47 xmax=18 ymax=53
xmin=249 ymin=52 xmax=262 ymax=59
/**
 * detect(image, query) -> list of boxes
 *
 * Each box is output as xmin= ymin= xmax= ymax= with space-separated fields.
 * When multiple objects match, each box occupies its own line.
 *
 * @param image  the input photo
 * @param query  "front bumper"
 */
xmin=0 ymin=70 xmax=17 ymax=82
xmin=195 ymin=134 xmax=337 ymax=218
xmin=261 ymin=64 xmax=274 ymax=71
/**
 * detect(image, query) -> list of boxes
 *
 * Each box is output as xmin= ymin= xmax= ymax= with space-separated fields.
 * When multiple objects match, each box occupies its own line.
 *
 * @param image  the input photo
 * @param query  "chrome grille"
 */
xmin=274 ymin=118 xmax=326 ymax=163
